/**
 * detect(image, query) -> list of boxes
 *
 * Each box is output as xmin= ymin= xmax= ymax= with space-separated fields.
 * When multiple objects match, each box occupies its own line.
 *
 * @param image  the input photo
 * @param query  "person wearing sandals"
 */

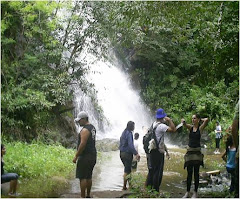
xmin=182 ymin=114 xmax=209 ymax=198
xmin=119 ymin=121 xmax=140 ymax=190
xmin=1 ymin=144 xmax=21 ymax=197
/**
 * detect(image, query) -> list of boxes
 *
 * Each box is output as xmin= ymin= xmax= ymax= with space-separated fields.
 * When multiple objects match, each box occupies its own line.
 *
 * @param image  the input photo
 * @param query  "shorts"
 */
xmin=76 ymin=153 xmax=96 ymax=180
xmin=1 ymin=173 xmax=19 ymax=183
xmin=120 ymin=151 xmax=133 ymax=174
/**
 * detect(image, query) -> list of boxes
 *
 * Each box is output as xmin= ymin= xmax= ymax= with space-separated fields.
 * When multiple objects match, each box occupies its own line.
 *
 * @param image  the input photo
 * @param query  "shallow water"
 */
xmin=10 ymin=146 xmax=227 ymax=197
xmin=68 ymin=145 xmax=226 ymax=195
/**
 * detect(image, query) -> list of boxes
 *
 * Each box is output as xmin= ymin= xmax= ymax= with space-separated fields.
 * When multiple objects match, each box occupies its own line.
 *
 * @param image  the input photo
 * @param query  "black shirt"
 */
xmin=188 ymin=126 xmax=201 ymax=148
xmin=77 ymin=124 xmax=97 ymax=156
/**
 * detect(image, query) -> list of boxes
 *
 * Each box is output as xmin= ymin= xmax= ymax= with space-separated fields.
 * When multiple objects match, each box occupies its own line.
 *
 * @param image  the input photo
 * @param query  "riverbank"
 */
xmin=63 ymin=146 xmax=231 ymax=198
xmin=61 ymin=190 xmax=132 ymax=198
xmin=60 ymin=189 xmax=230 ymax=198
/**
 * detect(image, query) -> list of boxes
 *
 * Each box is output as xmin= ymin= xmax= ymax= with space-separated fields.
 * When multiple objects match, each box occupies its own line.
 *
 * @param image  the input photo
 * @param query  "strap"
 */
xmin=152 ymin=122 xmax=161 ymax=149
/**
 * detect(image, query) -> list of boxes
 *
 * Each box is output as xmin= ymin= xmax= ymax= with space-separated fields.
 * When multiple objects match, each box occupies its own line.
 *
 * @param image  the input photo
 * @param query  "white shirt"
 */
xmin=133 ymin=139 xmax=139 ymax=161
xmin=153 ymin=121 xmax=169 ymax=153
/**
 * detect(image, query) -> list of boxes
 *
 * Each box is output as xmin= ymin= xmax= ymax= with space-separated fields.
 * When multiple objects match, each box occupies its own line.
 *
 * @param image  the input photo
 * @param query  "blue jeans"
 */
xmin=1 ymin=173 xmax=19 ymax=183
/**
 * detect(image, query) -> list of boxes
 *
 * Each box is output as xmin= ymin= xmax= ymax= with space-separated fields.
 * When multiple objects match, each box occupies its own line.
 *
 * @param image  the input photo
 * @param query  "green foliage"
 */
xmin=3 ymin=141 xmax=75 ymax=178
xmin=128 ymin=173 xmax=170 ymax=198
xmin=1 ymin=1 xmax=100 ymax=141
xmin=90 ymin=1 xmax=239 ymax=126
xmin=1 ymin=1 xmax=238 ymax=146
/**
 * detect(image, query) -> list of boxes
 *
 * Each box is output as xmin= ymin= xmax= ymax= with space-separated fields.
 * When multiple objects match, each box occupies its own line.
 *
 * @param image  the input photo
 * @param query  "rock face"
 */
xmin=167 ymin=128 xmax=212 ymax=147
xmin=96 ymin=138 xmax=120 ymax=152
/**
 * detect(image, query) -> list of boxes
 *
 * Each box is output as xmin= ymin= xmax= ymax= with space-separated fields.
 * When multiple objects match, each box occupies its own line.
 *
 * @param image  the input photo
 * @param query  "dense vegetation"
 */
xmin=89 ymin=1 xmax=239 ymax=128
xmin=1 ymin=1 xmax=99 ymax=141
xmin=1 ymin=2 xmax=239 ymax=197
xmin=1 ymin=1 xmax=239 ymax=141
xmin=3 ymin=141 xmax=75 ymax=178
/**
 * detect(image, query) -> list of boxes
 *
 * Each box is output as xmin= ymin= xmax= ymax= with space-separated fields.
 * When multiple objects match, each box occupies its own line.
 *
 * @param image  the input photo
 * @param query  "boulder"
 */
xmin=96 ymin=138 xmax=120 ymax=152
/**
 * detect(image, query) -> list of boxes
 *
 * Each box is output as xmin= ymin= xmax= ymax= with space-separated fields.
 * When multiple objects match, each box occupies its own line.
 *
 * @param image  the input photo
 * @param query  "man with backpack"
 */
xmin=144 ymin=108 xmax=176 ymax=192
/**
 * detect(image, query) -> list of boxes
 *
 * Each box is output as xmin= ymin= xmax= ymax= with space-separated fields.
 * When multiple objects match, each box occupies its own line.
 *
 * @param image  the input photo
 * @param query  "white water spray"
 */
xmin=73 ymin=52 xmax=152 ymax=140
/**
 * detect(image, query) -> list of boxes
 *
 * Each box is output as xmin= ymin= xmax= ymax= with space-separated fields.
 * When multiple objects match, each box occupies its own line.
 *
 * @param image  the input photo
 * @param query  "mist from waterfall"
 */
xmin=73 ymin=52 xmax=152 ymax=140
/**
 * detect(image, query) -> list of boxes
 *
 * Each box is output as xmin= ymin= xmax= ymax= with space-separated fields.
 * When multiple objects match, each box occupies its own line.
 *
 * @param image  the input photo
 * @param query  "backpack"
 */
xmin=143 ymin=123 xmax=160 ymax=154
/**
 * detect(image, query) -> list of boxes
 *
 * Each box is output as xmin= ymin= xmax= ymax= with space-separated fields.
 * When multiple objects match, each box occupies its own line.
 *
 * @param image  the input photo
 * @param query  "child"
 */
xmin=132 ymin=133 xmax=140 ymax=170
xmin=221 ymin=135 xmax=236 ymax=193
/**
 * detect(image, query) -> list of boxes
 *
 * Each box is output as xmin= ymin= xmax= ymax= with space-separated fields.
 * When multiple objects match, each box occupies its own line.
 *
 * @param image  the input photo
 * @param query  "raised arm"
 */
xmin=165 ymin=117 xmax=176 ymax=132
xmin=199 ymin=118 xmax=209 ymax=133
xmin=181 ymin=118 xmax=192 ymax=131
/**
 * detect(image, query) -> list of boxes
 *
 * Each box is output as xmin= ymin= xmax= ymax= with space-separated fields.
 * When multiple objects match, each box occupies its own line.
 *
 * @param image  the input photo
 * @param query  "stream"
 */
xmin=11 ymin=145 xmax=229 ymax=198
xmin=66 ymin=145 xmax=228 ymax=197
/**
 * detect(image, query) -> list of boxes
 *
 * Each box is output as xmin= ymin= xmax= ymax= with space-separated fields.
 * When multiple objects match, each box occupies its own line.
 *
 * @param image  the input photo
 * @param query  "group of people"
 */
xmin=1 ymin=100 xmax=238 ymax=198
xmin=119 ymin=108 xmax=209 ymax=198
xmin=118 ymin=103 xmax=239 ymax=198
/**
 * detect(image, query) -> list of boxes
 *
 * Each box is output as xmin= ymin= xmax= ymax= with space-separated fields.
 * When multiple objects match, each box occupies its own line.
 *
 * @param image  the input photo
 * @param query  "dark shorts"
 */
xmin=1 ymin=173 xmax=19 ymax=183
xmin=120 ymin=151 xmax=133 ymax=174
xmin=76 ymin=153 xmax=96 ymax=180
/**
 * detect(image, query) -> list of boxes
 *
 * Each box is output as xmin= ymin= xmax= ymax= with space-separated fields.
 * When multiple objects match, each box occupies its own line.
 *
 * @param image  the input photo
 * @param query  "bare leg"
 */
xmin=80 ymin=179 xmax=87 ymax=198
xmin=123 ymin=173 xmax=128 ymax=190
xmin=86 ymin=179 xmax=92 ymax=197
xmin=9 ymin=179 xmax=18 ymax=194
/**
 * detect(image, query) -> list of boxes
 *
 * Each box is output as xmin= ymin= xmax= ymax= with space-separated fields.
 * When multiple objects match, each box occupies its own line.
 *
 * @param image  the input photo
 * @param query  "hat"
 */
xmin=74 ymin=111 xmax=88 ymax=122
xmin=156 ymin=108 xmax=167 ymax=119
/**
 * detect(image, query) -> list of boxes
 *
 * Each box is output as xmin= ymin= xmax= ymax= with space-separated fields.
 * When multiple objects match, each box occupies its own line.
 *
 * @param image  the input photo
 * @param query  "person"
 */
xmin=1 ymin=144 xmax=21 ymax=197
xmin=73 ymin=111 xmax=97 ymax=198
xmin=182 ymin=114 xmax=209 ymax=198
xmin=146 ymin=108 xmax=176 ymax=192
xmin=214 ymin=121 xmax=222 ymax=154
xmin=231 ymin=100 xmax=239 ymax=198
xmin=119 ymin=121 xmax=140 ymax=190
xmin=221 ymin=135 xmax=236 ymax=194
xmin=131 ymin=132 xmax=140 ymax=171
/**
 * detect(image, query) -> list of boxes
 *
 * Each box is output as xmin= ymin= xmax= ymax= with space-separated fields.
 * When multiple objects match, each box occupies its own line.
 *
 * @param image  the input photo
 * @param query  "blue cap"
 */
xmin=156 ymin=108 xmax=167 ymax=119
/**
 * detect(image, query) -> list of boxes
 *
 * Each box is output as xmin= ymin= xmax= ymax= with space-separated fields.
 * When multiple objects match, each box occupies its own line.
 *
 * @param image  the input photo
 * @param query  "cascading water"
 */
xmin=73 ymin=51 xmax=152 ymax=140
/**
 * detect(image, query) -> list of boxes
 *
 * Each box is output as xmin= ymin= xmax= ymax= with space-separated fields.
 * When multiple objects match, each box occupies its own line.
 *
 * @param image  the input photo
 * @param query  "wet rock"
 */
xmin=96 ymin=138 xmax=120 ymax=152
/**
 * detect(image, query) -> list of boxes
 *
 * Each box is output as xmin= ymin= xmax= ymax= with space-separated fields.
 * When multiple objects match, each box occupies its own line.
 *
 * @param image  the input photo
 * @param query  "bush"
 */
xmin=3 ymin=141 xmax=75 ymax=178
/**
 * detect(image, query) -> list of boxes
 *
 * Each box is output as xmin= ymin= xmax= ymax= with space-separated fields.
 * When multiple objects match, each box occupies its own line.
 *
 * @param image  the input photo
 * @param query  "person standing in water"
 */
xmin=73 ymin=111 xmax=97 ymax=198
xmin=182 ymin=114 xmax=209 ymax=198
xmin=119 ymin=121 xmax=140 ymax=190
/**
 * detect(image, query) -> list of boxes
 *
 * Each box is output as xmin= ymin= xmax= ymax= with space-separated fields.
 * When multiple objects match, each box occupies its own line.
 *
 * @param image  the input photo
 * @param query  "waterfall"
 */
xmin=73 ymin=51 xmax=152 ymax=140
